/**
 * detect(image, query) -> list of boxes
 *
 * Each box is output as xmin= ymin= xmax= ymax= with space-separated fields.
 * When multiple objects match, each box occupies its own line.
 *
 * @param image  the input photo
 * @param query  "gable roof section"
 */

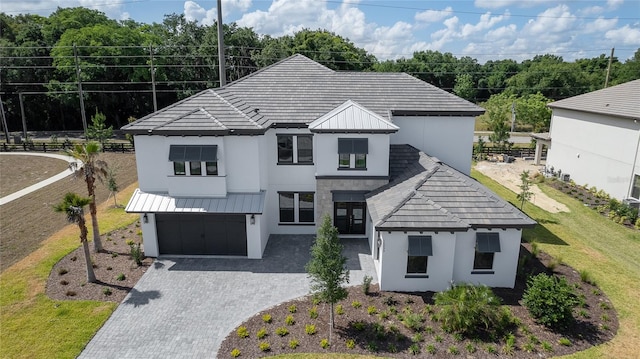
xmin=123 ymin=54 xmax=484 ymax=135
xmin=548 ymin=79 xmax=640 ymax=120
xmin=367 ymin=145 xmax=536 ymax=231
xmin=309 ymin=100 xmax=399 ymax=133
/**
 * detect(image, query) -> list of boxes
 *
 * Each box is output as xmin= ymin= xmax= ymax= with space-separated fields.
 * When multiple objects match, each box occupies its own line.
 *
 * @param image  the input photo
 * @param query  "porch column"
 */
xmin=534 ymin=142 xmax=544 ymax=165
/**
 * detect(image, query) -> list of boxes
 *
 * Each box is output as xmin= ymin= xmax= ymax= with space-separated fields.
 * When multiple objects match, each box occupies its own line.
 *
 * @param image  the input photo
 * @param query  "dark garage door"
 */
xmin=156 ymin=214 xmax=247 ymax=256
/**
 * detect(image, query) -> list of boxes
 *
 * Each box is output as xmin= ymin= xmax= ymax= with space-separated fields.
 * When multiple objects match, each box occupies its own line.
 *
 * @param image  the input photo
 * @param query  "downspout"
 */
xmin=627 ymin=120 xmax=640 ymax=199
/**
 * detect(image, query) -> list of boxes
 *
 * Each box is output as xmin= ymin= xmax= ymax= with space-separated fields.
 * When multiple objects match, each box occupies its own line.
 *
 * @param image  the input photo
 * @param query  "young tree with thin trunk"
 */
xmin=306 ymin=214 xmax=350 ymax=343
xmin=54 ymin=192 xmax=96 ymax=283
xmin=67 ymin=141 xmax=108 ymax=252
xmin=106 ymin=167 xmax=119 ymax=207
xmin=517 ymin=170 xmax=533 ymax=210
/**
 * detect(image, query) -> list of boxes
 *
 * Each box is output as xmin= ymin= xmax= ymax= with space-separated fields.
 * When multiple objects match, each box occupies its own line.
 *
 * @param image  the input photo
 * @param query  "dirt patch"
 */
xmin=219 ymin=246 xmax=617 ymax=358
xmin=0 ymin=152 xmax=137 ymax=271
xmin=46 ymin=220 xmax=150 ymax=303
xmin=474 ymin=159 xmax=569 ymax=213
xmin=0 ymin=154 xmax=69 ymax=196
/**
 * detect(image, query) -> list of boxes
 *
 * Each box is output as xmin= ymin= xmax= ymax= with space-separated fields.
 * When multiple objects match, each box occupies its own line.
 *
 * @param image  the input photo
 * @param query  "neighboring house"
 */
xmin=545 ymin=80 xmax=640 ymax=202
xmin=122 ymin=54 xmax=535 ymax=291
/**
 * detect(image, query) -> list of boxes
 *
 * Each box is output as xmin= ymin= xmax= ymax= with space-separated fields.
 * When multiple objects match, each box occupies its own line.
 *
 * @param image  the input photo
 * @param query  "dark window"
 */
xmin=407 ymin=236 xmax=432 ymax=274
xmin=338 ymin=138 xmax=368 ymax=169
xmin=297 ymin=136 xmax=313 ymax=163
xmin=632 ymin=174 xmax=640 ymax=199
xmin=190 ymin=161 xmax=202 ymax=175
xmin=473 ymin=233 xmax=500 ymax=270
xmin=174 ymin=161 xmax=186 ymax=175
xmin=277 ymin=135 xmax=293 ymax=163
xmin=339 ymin=153 xmax=350 ymax=168
xmin=206 ymin=161 xmax=218 ymax=176
xmin=299 ymin=193 xmax=315 ymax=222
xmin=279 ymin=193 xmax=295 ymax=222
xmin=355 ymin=153 xmax=366 ymax=168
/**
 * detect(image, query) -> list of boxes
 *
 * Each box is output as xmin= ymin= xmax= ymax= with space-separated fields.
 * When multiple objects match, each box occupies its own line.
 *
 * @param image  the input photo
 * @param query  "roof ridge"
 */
xmin=210 ymin=90 xmax=263 ymax=129
xmin=151 ymin=107 xmax=201 ymax=131
xmin=199 ymin=107 xmax=228 ymax=130
xmin=123 ymin=89 xmax=211 ymax=129
xmin=375 ymin=168 xmax=437 ymax=227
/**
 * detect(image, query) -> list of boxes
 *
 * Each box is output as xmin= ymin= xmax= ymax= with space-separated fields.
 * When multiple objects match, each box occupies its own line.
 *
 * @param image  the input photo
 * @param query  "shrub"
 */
xmin=285 ymin=315 xmax=295 ymax=325
xmin=320 ymin=338 xmax=330 ymax=349
xmin=116 ymin=273 xmax=126 ymax=281
xmin=230 ymin=348 xmax=241 ymax=357
xmin=530 ymin=241 xmax=540 ymax=257
xmin=522 ymin=273 xmax=579 ymax=329
xmin=275 ymin=327 xmax=289 ymax=337
xmin=486 ymin=344 xmax=497 ymax=354
xmin=408 ymin=343 xmax=420 ymax=355
xmin=435 ymin=335 xmax=443 ymax=343
xmin=111 ymin=252 xmax=118 ymax=258
xmin=288 ymin=304 xmax=297 ymax=313
xmin=465 ymin=343 xmax=476 ymax=353
xmin=258 ymin=342 xmax=270 ymax=352
xmin=352 ymin=321 xmax=365 ymax=331
xmin=401 ymin=312 xmax=423 ymax=332
xmin=541 ymin=341 xmax=553 ymax=352
xmin=125 ymin=239 xmax=135 ymax=246
xmin=383 ymin=295 xmax=397 ymax=306
xmin=346 ymin=339 xmax=356 ymax=349
xmin=502 ymin=333 xmax=516 ymax=355
xmin=102 ymin=288 xmax=112 ymax=296
xmin=378 ymin=310 xmax=389 ymax=320
xmin=600 ymin=302 xmax=611 ymax=310
xmin=366 ymin=341 xmax=378 ymax=352
xmin=335 ymin=304 xmax=344 ymax=315
xmin=309 ymin=306 xmax=318 ymax=319
xmin=262 ymin=314 xmax=272 ymax=323
xmin=411 ymin=333 xmax=423 ymax=343
xmin=362 ymin=274 xmax=373 ymax=294
xmin=130 ymin=242 xmax=143 ymax=266
xmin=367 ymin=305 xmax=377 ymax=315
xmin=558 ymin=338 xmax=571 ymax=346
xmin=352 ymin=300 xmax=362 ymax=309
xmin=289 ymin=339 xmax=299 ymax=349
xmin=256 ymin=327 xmax=267 ymax=339
xmin=388 ymin=343 xmax=398 ymax=353
xmin=425 ymin=344 xmax=436 ymax=354
xmin=305 ymin=324 xmax=316 ymax=335
xmin=236 ymin=326 xmax=249 ymax=338
xmin=448 ymin=346 xmax=460 ymax=355
xmin=434 ymin=283 xmax=512 ymax=337
xmin=523 ymin=342 xmax=535 ymax=353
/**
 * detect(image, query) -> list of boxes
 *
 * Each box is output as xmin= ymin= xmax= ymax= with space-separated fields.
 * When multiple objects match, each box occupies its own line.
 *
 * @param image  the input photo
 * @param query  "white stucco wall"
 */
xmin=452 ymin=229 xmax=522 ymax=288
xmin=314 ymin=133 xmax=390 ymax=177
xmin=246 ymin=214 xmax=263 ymax=259
xmin=140 ymin=213 xmax=158 ymax=257
xmin=546 ymin=109 xmax=640 ymax=200
xmin=390 ymin=116 xmax=475 ymax=175
xmin=225 ymin=136 xmax=262 ymax=192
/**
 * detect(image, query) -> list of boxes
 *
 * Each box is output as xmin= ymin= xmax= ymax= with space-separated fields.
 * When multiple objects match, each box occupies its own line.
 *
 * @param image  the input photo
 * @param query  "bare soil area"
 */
xmin=0 ymin=152 xmax=137 ymax=271
xmin=0 ymin=154 xmax=69 ymax=196
xmin=46 ymin=220 xmax=151 ymax=303
xmin=219 ymin=245 xmax=617 ymax=358
xmin=474 ymin=159 xmax=569 ymax=213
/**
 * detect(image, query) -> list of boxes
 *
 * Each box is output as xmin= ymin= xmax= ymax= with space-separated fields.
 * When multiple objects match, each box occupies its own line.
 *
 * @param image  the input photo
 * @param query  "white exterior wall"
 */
xmin=314 ymin=133 xmax=390 ymax=176
xmin=391 ymin=116 xmax=475 ymax=175
xmin=264 ymin=128 xmax=317 ymax=235
xmin=140 ymin=213 xmax=158 ymax=257
xmin=452 ymin=229 xmax=522 ymax=288
xmin=377 ymin=231 xmax=457 ymax=292
xmin=246 ymin=214 xmax=263 ymax=259
xmin=547 ymin=109 xmax=640 ymax=200
xmin=225 ymin=136 xmax=262 ymax=192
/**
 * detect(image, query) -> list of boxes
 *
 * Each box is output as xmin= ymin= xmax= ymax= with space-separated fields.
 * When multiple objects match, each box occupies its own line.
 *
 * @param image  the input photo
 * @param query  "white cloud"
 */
xmin=415 ymin=7 xmax=453 ymax=23
xmin=183 ymin=0 xmax=253 ymax=25
xmin=461 ymin=12 xmax=507 ymax=37
xmin=607 ymin=0 xmax=624 ymax=10
xmin=583 ymin=17 xmax=618 ymax=34
xmin=1 ymin=0 xmax=124 ymax=18
xmin=523 ymin=4 xmax=576 ymax=36
xmin=579 ymin=6 xmax=605 ymax=16
xmin=474 ymin=0 xmax=556 ymax=9
xmin=606 ymin=24 xmax=640 ymax=44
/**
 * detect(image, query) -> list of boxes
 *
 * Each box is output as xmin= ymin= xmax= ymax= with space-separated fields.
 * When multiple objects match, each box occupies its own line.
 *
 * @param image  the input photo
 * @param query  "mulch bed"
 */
xmin=218 ymin=244 xmax=617 ymax=358
xmin=46 ymin=219 xmax=151 ymax=303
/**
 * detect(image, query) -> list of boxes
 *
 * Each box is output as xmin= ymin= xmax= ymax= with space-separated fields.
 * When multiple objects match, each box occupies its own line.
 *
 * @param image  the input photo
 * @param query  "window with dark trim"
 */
xmin=169 ymin=145 xmax=218 ymax=176
xmin=190 ymin=161 xmax=202 ymax=176
xmin=632 ymin=174 xmax=640 ymax=199
xmin=174 ymin=161 xmax=186 ymax=175
xmin=277 ymin=134 xmax=313 ymax=164
xmin=206 ymin=161 xmax=218 ymax=176
xmin=338 ymin=138 xmax=368 ymax=170
xmin=407 ymin=235 xmax=432 ymax=275
xmin=279 ymin=192 xmax=315 ymax=223
xmin=473 ymin=233 xmax=501 ymax=271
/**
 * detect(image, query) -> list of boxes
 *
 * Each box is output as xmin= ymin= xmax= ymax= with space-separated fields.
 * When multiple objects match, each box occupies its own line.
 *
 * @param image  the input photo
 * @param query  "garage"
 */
xmin=156 ymin=214 xmax=247 ymax=256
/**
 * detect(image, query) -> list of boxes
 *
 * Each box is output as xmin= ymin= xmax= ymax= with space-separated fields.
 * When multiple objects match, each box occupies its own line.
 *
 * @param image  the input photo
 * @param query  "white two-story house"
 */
xmin=123 ymin=55 xmax=535 ymax=291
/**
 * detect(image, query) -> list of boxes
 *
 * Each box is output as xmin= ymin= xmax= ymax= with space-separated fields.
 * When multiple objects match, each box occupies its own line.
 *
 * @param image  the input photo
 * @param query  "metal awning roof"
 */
xmin=125 ymin=189 xmax=265 ymax=214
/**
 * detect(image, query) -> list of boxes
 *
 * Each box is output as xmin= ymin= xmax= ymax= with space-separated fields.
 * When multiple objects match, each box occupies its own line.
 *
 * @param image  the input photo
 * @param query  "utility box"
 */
xmin=562 ymin=173 xmax=570 ymax=182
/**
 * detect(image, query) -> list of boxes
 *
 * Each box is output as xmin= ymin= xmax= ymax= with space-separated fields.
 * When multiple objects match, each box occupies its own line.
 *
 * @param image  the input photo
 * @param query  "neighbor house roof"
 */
xmin=122 ymin=54 xmax=484 ymax=135
xmin=125 ymin=189 xmax=265 ymax=214
xmin=547 ymin=79 xmax=640 ymax=120
xmin=366 ymin=145 xmax=536 ymax=231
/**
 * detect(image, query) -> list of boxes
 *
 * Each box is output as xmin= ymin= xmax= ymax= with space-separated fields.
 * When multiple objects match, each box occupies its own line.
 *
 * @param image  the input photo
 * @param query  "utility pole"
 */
xmin=217 ymin=0 xmax=226 ymax=87
xmin=74 ymin=44 xmax=88 ymax=135
xmin=510 ymin=102 xmax=516 ymax=132
xmin=604 ymin=47 xmax=615 ymax=88
xmin=0 ymin=94 xmax=10 ymax=143
xmin=149 ymin=45 xmax=158 ymax=112
xmin=19 ymin=93 xmax=27 ymax=139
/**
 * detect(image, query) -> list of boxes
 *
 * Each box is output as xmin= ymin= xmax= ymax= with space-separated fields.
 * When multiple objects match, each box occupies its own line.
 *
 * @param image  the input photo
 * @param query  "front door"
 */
xmin=334 ymin=202 xmax=366 ymax=235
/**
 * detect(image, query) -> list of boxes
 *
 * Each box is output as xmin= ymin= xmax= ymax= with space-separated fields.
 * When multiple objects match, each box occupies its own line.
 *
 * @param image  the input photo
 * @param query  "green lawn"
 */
xmin=472 ymin=169 xmax=640 ymax=359
xmin=0 ymin=184 xmax=139 ymax=359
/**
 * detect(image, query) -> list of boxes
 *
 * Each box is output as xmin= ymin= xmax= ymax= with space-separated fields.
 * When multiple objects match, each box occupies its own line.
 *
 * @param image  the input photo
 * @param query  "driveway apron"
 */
xmin=78 ymin=235 xmax=377 ymax=359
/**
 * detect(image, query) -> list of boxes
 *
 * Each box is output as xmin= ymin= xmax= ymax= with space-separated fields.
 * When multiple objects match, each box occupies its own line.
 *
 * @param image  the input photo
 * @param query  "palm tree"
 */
xmin=54 ymin=193 xmax=96 ymax=283
xmin=67 ymin=141 xmax=108 ymax=252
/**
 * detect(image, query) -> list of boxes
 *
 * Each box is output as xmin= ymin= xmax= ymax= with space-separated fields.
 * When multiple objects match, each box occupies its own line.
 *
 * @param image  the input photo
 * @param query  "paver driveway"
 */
xmin=79 ymin=235 xmax=377 ymax=359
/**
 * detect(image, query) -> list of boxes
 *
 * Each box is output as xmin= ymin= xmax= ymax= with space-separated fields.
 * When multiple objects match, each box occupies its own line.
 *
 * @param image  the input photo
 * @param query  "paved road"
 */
xmin=78 ymin=235 xmax=377 ymax=359
xmin=0 ymin=152 xmax=82 ymax=205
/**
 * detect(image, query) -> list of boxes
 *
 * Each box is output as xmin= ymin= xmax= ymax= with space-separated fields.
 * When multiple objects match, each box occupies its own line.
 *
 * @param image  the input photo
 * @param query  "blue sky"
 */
xmin=3 ymin=0 xmax=640 ymax=62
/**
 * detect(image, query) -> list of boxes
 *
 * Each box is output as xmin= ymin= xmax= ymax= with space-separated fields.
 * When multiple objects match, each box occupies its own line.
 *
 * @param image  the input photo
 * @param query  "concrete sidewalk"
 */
xmin=0 ymin=152 xmax=82 ymax=205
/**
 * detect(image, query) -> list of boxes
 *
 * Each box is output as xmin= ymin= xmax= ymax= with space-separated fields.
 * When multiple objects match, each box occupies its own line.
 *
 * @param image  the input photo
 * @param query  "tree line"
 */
xmin=1 ymin=7 xmax=639 ymax=133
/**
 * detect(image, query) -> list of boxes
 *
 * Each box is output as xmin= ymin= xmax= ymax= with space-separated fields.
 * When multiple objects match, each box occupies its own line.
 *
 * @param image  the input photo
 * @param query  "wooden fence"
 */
xmin=476 ymin=147 xmax=546 ymax=158
xmin=0 ymin=142 xmax=134 ymax=153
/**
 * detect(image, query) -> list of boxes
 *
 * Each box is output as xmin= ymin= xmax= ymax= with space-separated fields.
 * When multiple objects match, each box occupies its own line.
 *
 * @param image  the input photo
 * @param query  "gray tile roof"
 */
xmin=123 ymin=54 xmax=484 ymax=135
xmin=548 ymin=79 xmax=640 ymax=120
xmin=367 ymin=145 xmax=536 ymax=231
xmin=125 ymin=189 xmax=265 ymax=214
